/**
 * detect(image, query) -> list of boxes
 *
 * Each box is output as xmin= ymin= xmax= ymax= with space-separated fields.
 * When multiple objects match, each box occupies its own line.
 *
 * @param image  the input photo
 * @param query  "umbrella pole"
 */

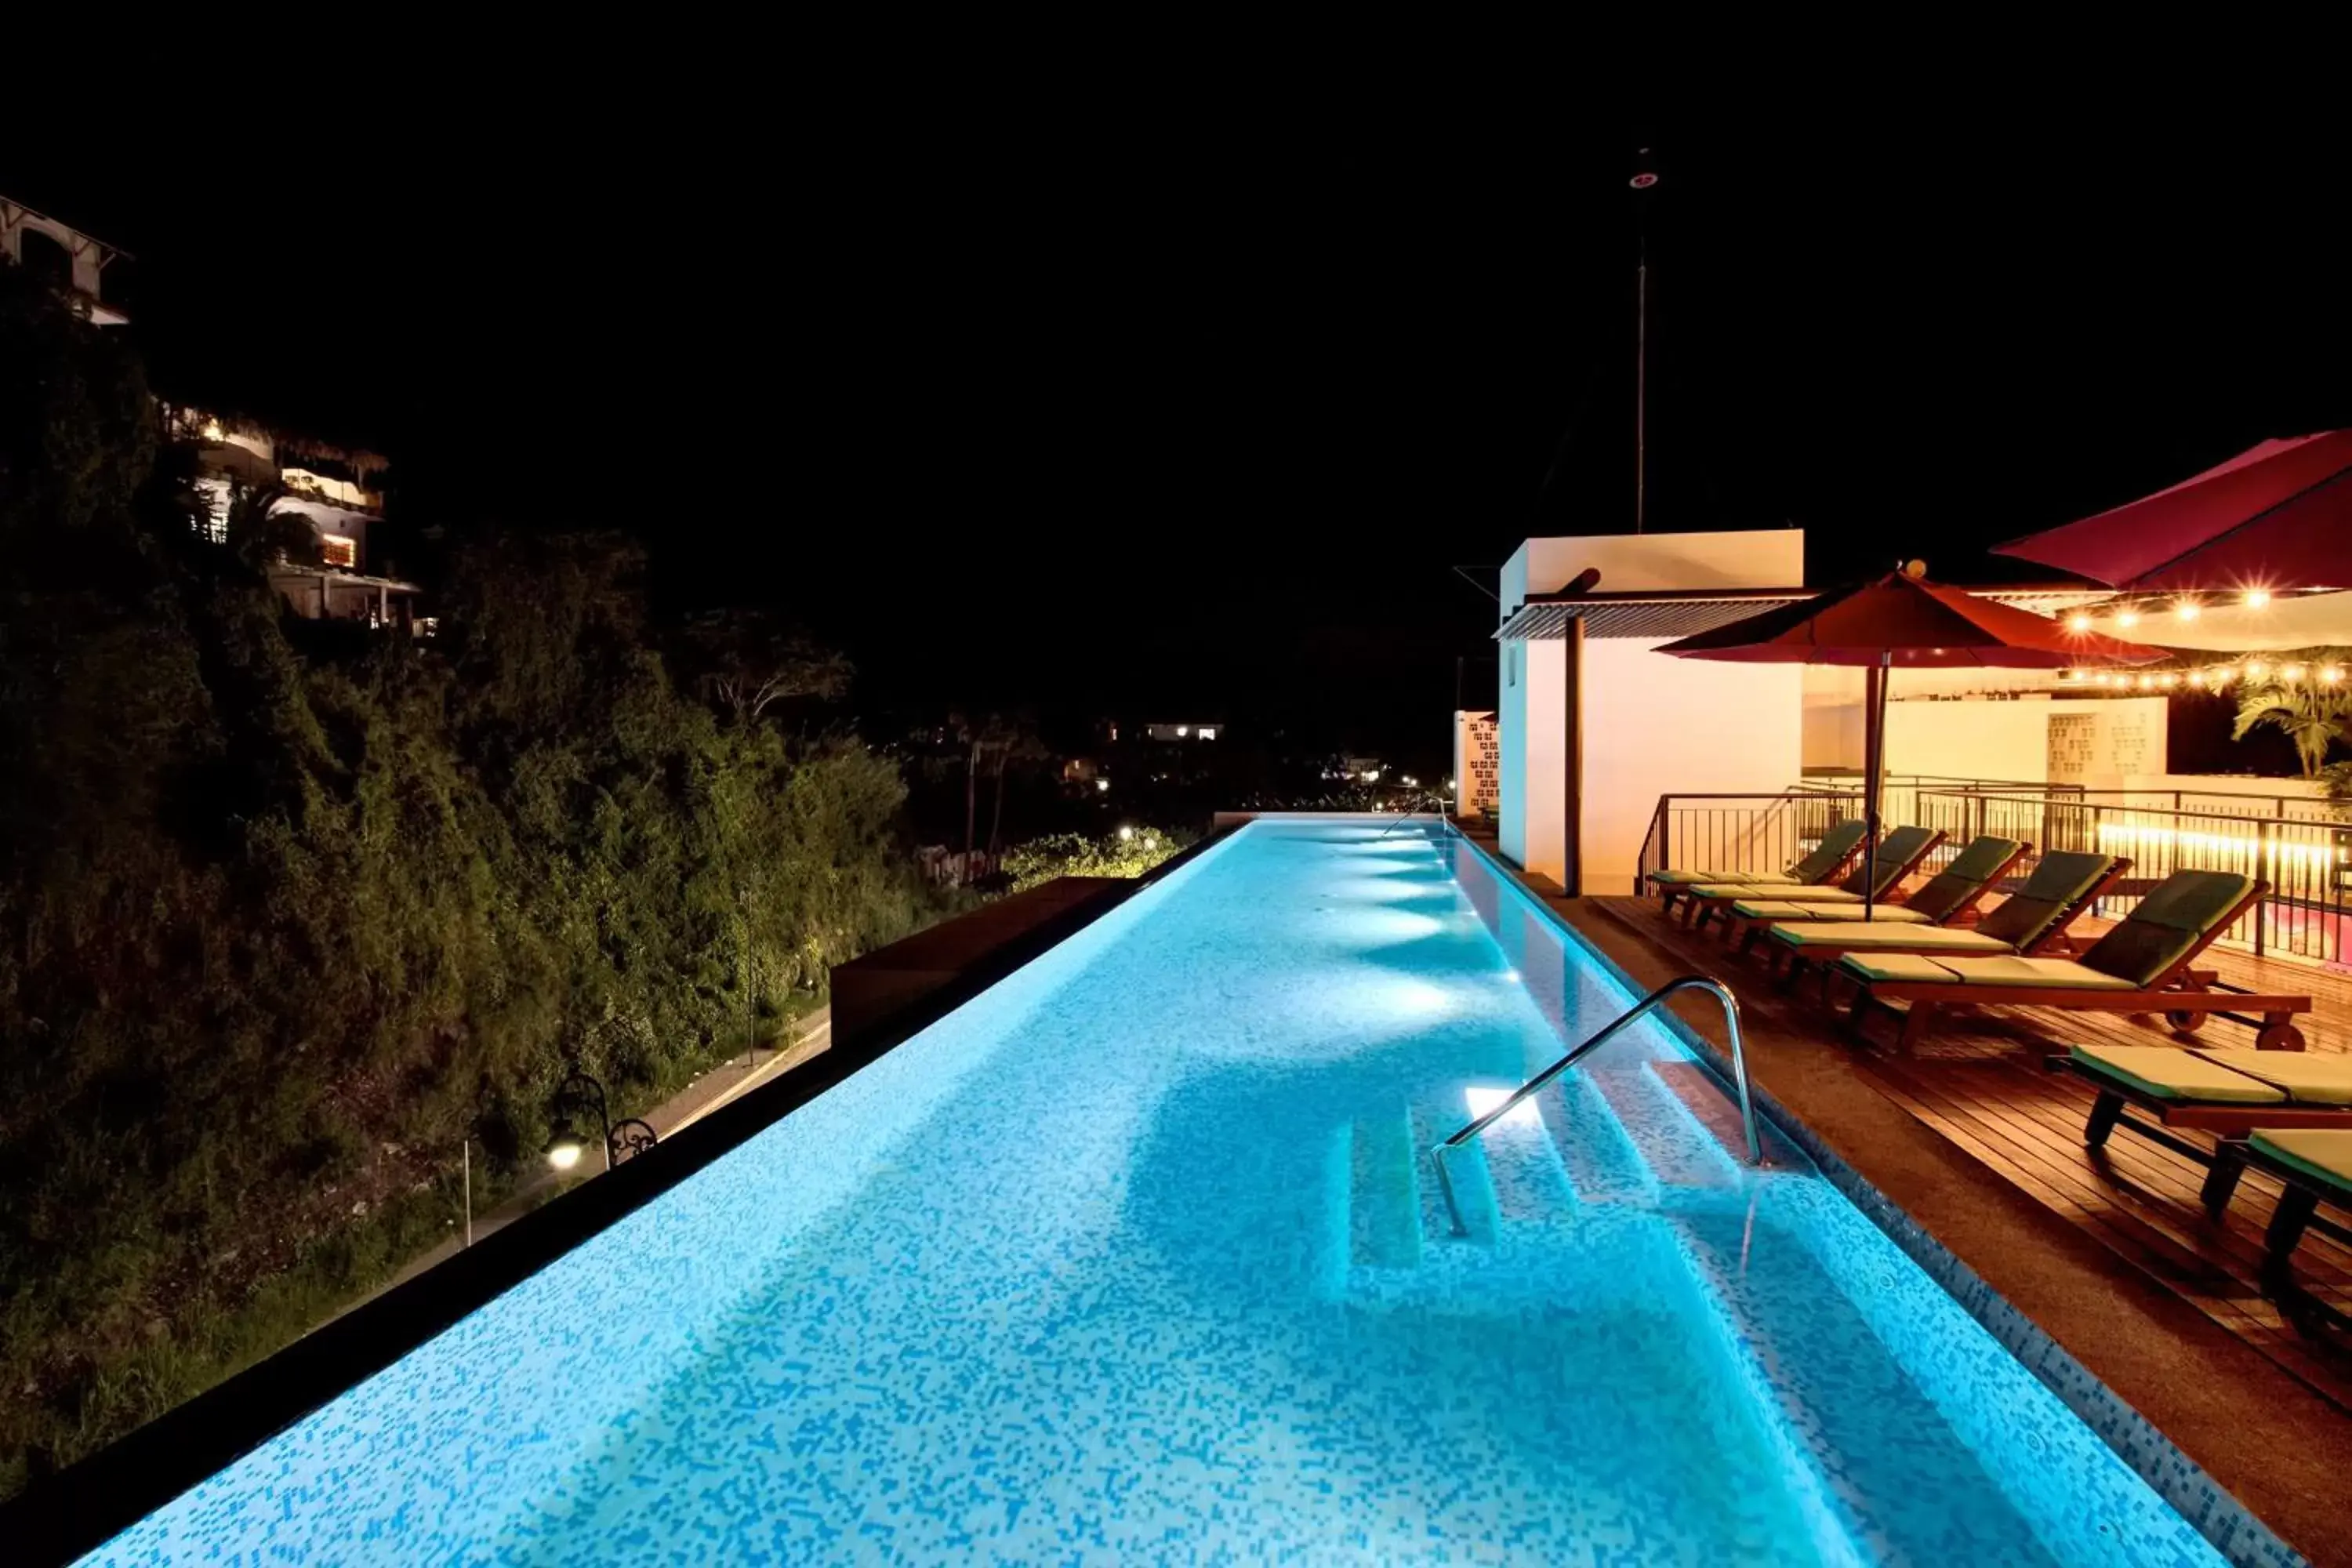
xmin=1862 ymin=652 xmax=1890 ymax=920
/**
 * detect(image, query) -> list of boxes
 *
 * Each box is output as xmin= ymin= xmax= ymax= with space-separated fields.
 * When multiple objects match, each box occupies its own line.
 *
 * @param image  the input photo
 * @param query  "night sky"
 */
xmin=11 ymin=64 xmax=2350 ymax=775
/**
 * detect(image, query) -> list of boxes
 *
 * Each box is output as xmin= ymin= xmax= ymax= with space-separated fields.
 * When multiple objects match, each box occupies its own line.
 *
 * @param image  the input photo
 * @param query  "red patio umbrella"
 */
xmin=1657 ymin=568 xmax=2165 ymax=916
xmin=1993 ymin=429 xmax=2352 ymax=593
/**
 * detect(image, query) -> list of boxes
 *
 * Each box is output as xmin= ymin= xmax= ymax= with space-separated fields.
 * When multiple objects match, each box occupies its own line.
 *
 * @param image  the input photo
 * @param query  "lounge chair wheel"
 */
xmin=2255 ymin=1022 xmax=2307 ymax=1052
xmin=2163 ymin=1009 xmax=2207 ymax=1035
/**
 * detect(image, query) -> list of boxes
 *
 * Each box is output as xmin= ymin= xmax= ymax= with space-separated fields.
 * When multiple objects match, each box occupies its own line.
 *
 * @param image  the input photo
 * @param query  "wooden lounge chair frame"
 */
xmin=2236 ymin=1136 xmax=2352 ymax=1312
xmin=1723 ymin=837 xmax=2029 ymax=957
xmin=1847 ymin=880 xmax=2310 ymax=1054
xmin=2049 ymin=1050 xmax=2352 ymax=1215
xmin=1791 ymin=856 xmax=2134 ymax=1003
xmin=1650 ymin=822 xmax=1869 ymax=920
xmin=1682 ymin=827 xmax=1946 ymax=936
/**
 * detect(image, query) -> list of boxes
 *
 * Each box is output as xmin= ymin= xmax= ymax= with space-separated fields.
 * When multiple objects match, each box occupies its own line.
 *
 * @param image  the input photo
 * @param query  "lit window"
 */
xmin=319 ymin=534 xmax=357 ymax=569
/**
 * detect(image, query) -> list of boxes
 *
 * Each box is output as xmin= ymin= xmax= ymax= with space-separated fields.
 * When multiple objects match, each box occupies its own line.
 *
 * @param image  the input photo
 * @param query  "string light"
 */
xmin=2066 ymin=612 xmax=2094 ymax=633
xmin=2116 ymin=606 xmax=2142 ymax=627
xmin=2247 ymin=659 xmax=2270 ymax=679
xmin=2175 ymin=599 xmax=2200 ymax=621
xmin=2136 ymin=673 xmax=2154 ymax=690
xmin=2187 ymin=670 xmax=2206 ymax=688
xmin=2158 ymin=672 xmax=2177 ymax=688
xmin=2093 ymin=672 xmax=2114 ymax=687
xmin=2244 ymin=588 xmax=2272 ymax=609
xmin=2283 ymin=662 xmax=2307 ymax=681
xmin=2326 ymin=666 xmax=2347 ymax=685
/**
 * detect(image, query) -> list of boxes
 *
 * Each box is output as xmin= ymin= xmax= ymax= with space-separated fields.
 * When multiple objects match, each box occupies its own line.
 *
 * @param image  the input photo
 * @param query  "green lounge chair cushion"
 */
xmin=1836 ymin=953 xmax=1965 ymax=985
xmin=2078 ymin=869 xmax=2256 ymax=987
xmin=1974 ymin=851 xmax=2115 ymax=950
xmin=1891 ymin=835 xmax=2026 ymax=923
xmin=1929 ymin=955 xmax=2142 ymax=990
xmin=2249 ymin=1128 xmax=2352 ymax=1196
xmin=1737 ymin=902 xmax=1934 ymax=924
xmin=2193 ymin=1050 xmax=2352 ymax=1106
xmin=1773 ymin=924 xmax=2018 ymax=952
xmin=2067 ymin=1044 xmax=2285 ymax=1104
xmin=1651 ymin=819 xmax=1867 ymax=887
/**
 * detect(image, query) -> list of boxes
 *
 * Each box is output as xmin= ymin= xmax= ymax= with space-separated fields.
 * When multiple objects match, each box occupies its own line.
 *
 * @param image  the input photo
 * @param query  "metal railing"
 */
xmin=1635 ymin=790 xmax=1867 ymax=895
xmin=1915 ymin=789 xmax=2352 ymax=964
xmin=1428 ymin=975 xmax=1760 ymax=1236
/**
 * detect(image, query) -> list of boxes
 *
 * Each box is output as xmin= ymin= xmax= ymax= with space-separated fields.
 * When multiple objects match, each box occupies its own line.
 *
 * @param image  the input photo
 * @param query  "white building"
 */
xmin=2 ymin=196 xmax=131 ymax=325
xmin=1486 ymin=529 xmax=2170 ymax=895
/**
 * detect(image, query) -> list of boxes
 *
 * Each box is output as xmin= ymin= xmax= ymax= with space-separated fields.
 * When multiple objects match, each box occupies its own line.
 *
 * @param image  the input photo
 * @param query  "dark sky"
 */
xmin=11 ymin=60 xmax=2351 ymax=771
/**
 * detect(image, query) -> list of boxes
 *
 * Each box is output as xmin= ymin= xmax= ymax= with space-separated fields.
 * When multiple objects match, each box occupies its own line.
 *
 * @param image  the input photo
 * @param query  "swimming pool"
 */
xmin=87 ymin=818 xmax=2228 ymax=1565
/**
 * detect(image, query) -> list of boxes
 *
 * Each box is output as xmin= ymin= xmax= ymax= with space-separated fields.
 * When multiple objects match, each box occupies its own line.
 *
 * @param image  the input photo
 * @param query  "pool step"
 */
xmin=1668 ymin=1209 xmax=2063 ymax=1567
xmin=1346 ymin=1109 xmax=1423 ymax=1271
xmin=1530 ymin=1069 xmax=1654 ymax=1205
xmin=1584 ymin=1059 xmax=1745 ymax=1192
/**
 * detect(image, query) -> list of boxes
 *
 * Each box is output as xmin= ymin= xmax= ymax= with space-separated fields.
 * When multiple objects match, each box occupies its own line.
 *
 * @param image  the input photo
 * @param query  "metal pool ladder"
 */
xmin=1429 ymin=975 xmax=1763 ymax=1237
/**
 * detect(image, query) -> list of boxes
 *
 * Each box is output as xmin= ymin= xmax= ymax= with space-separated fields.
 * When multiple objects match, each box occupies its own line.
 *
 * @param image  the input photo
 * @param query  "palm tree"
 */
xmin=2231 ymin=659 xmax=2352 ymax=776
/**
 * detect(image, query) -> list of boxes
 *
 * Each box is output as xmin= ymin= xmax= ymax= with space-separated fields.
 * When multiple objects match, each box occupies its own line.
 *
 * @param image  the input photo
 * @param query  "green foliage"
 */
xmin=0 ymin=263 xmax=949 ymax=1494
xmin=2229 ymin=654 xmax=2352 ymax=777
xmin=1000 ymin=827 xmax=1195 ymax=891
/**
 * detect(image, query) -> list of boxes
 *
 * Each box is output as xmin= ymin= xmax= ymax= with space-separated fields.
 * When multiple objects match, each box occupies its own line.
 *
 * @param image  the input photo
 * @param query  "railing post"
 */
xmin=2257 ymin=820 xmax=2274 ymax=956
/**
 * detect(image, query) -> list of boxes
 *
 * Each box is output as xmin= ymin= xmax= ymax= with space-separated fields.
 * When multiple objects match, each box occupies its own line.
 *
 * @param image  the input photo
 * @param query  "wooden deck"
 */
xmin=1592 ymin=891 xmax=2352 ymax=1413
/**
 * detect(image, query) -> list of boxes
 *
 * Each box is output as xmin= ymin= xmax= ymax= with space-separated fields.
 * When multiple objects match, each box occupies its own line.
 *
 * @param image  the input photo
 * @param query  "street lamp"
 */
xmin=543 ymin=1068 xmax=659 ymax=1173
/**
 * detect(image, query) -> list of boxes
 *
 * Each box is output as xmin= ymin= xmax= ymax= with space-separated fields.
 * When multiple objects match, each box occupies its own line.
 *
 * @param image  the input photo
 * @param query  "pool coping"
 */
xmin=1450 ymin=829 xmax=2307 ymax=1568
xmin=2 ymin=828 xmax=1240 ymax=1566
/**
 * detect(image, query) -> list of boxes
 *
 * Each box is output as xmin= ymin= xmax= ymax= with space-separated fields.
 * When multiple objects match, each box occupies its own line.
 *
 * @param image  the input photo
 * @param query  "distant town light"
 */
xmin=1096 ymin=779 xmax=1111 ymax=793
xmin=1176 ymin=725 xmax=1189 ymax=736
xmin=1400 ymin=775 xmax=1419 ymax=787
xmin=1118 ymin=825 xmax=1134 ymax=841
xmin=1359 ymin=769 xmax=1381 ymax=782
xmin=1196 ymin=726 xmax=1216 ymax=740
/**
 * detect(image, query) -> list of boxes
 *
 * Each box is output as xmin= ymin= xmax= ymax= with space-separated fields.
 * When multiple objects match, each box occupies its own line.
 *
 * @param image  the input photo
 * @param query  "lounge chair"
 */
xmin=2053 ymin=1043 xmax=2352 ymax=1213
xmin=2237 ymin=1130 xmax=2352 ymax=1298
xmin=1771 ymin=851 xmax=2129 ymax=996
xmin=1838 ymin=869 xmax=2310 ymax=1053
xmin=1648 ymin=818 xmax=1869 ymax=917
xmin=1720 ymin=833 xmax=2027 ymax=955
xmin=1678 ymin=825 xmax=1945 ymax=935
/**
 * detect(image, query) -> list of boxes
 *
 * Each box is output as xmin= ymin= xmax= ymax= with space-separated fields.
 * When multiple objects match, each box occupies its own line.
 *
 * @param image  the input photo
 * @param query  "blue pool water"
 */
xmin=91 ymin=819 xmax=2227 ymax=1565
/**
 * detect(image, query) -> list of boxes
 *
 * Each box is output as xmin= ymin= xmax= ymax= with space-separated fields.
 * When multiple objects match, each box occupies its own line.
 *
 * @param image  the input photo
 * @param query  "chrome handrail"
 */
xmin=1428 ymin=974 xmax=1762 ymax=1236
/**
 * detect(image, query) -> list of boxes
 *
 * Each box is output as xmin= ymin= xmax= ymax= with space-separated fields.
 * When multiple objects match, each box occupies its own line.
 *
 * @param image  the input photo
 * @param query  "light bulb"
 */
xmin=2117 ymin=608 xmax=2141 ymax=627
xmin=2066 ymin=612 xmax=2093 ymax=633
xmin=2245 ymin=588 xmax=2272 ymax=609
xmin=2175 ymin=600 xmax=2199 ymax=621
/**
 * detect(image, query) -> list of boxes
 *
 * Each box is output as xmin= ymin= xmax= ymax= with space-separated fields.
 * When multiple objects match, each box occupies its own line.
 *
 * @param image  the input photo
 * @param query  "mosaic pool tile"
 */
xmin=85 ymin=822 xmax=2257 ymax=1565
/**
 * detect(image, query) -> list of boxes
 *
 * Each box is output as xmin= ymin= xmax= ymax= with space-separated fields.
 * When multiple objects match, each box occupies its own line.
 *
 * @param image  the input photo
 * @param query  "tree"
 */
xmin=677 ymin=607 xmax=850 ymax=724
xmin=2230 ymin=655 xmax=2352 ymax=777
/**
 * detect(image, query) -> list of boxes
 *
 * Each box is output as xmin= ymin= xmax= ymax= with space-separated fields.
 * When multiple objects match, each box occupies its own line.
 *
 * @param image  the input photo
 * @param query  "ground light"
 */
xmin=544 ymin=1068 xmax=660 ymax=1174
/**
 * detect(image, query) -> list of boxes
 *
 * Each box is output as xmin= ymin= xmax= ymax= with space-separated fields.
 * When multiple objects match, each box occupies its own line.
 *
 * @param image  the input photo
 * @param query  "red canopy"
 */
xmin=1992 ymin=430 xmax=2352 ymax=593
xmin=1654 ymin=571 xmax=2165 ymax=667
xmin=1657 ymin=572 xmax=2161 ymax=918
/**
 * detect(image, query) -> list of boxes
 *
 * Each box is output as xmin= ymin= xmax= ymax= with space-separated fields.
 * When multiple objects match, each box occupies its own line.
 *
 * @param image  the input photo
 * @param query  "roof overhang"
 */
xmin=1495 ymin=585 xmax=2111 ymax=640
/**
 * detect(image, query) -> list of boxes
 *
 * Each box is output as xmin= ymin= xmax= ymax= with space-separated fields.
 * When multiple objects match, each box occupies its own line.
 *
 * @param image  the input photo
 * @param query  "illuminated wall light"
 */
xmin=2174 ymin=599 xmax=2200 ymax=621
xmin=2245 ymin=588 xmax=2272 ymax=608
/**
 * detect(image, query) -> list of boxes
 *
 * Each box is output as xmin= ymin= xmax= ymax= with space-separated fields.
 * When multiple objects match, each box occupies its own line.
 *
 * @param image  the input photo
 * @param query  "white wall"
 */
xmin=1582 ymin=641 xmax=1802 ymax=892
xmin=1883 ymin=700 xmax=2052 ymax=786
